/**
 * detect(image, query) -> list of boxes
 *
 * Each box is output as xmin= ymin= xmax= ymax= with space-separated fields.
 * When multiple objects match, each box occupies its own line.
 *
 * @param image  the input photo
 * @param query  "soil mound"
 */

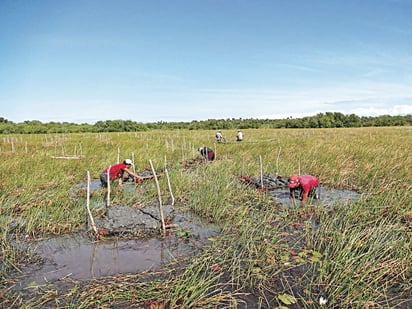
xmin=96 ymin=204 xmax=175 ymax=236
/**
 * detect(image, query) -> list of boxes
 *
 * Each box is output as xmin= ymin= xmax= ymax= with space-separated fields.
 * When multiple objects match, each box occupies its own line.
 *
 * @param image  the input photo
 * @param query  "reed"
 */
xmin=0 ymin=127 xmax=410 ymax=308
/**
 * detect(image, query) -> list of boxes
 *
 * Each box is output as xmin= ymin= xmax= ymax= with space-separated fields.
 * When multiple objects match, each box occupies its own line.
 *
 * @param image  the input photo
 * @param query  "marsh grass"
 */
xmin=0 ymin=127 xmax=411 ymax=308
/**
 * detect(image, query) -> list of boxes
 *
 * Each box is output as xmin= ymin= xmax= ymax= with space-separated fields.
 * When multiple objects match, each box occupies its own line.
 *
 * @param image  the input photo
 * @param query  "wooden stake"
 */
xmin=259 ymin=155 xmax=264 ymax=189
xmin=107 ymin=165 xmax=111 ymax=208
xmin=164 ymin=156 xmax=175 ymax=206
xmin=276 ymin=146 xmax=281 ymax=176
xmin=242 ymin=156 xmax=245 ymax=176
xmin=132 ymin=152 xmax=136 ymax=174
xmin=181 ymin=143 xmax=185 ymax=162
xmin=149 ymin=160 xmax=166 ymax=237
xmin=86 ymin=171 xmax=99 ymax=237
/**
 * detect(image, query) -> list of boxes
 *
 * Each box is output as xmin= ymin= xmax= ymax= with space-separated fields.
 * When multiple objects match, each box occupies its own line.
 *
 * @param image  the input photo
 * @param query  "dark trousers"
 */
xmin=100 ymin=172 xmax=108 ymax=188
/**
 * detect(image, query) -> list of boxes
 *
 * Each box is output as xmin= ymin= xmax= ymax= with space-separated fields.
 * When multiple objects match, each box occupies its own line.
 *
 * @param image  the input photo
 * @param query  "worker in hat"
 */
xmin=198 ymin=147 xmax=215 ymax=161
xmin=100 ymin=159 xmax=143 ymax=188
xmin=236 ymin=129 xmax=243 ymax=142
xmin=215 ymin=130 xmax=223 ymax=143
xmin=289 ymin=174 xmax=320 ymax=202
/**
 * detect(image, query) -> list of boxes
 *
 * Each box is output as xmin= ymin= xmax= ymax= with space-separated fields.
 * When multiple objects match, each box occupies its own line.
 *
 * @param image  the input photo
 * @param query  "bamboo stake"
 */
xmin=164 ymin=156 xmax=175 ymax=206
xmin=181 ymin=143 xmax=185 ymax=162
xmin=132 ymin=152 xmax=136 ymax=174
xmin=86 ymin=171 xmax=99 ymax=237
xmin=107 ymin=166 xmax=111 ymax=208
xmin=149 ymin=160 xmax=166 ymax=237
xmin=259 ymin=155 xmax=264 ymax=189
xmin=117 ymin=147 xmax=120 ymax=164
xmin=214 ymin=142 xmax=217 ymax=160
xmin=298 ymin=158 xmax=301 ymax=176
xmin=276 ymin=145 xmax=282 ymax=176
xmin=146 ymin=144 xmax=149 ymax=162
xmin=242 ymin=156 xmax=245 ymax=176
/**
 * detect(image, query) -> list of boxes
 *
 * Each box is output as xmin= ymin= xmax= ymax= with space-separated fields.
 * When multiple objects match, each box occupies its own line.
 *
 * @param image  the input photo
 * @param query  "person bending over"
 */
xmin=198 ymin=147 xmax=215 ymax=161
xmin=100 ymin=159 xmax=142 ymax=188
xmin=289 ymin=174 xmax=320 ymax=202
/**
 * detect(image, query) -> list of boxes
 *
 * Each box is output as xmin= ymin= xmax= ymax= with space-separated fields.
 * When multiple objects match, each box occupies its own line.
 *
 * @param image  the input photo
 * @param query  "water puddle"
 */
xmin=268 ymin=187 xmax=361 ymax=207
xmin=241 ymin=174 xmax=361 ymax=207
xmin=11 ymin=212 xmax=219 ymax=290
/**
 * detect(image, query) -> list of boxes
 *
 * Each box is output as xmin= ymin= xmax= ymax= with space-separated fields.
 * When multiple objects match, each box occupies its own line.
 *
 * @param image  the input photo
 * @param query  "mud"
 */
xmin=268 ymin=187 xmax=361 ymax=207
xmin=95 ymin=204 xmax=175 ymax=236
xmin=10 ymin=212 xmax=219 ymax=291
xmin=241 ymin=174 xmax=361 ymax=207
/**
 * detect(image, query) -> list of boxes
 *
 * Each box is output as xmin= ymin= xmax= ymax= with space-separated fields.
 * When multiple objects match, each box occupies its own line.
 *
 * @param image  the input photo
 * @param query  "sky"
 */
xmin=1 ymin=0 xmax=412 ymax=124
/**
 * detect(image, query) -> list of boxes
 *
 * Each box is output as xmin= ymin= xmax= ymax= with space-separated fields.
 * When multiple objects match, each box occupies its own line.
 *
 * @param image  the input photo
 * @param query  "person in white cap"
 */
xmin=100 ymin=159 xmax=142 ymax=188
xmin=215 ymin=130 xmax=223 ymax=142
xmin=236 ymin=129 xmax=243 ymax=142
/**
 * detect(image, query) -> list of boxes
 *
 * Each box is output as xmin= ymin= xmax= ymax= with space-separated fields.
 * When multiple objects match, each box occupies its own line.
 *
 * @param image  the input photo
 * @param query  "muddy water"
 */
xmin=268 ymin=187 xmax=361 ymax=207
xmin=12 ymin=212 xmax=219 ymax=290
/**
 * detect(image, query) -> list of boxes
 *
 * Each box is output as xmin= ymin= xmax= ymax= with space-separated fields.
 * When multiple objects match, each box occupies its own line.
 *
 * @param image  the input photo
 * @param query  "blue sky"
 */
xmin=1 ymin=0 xmax=412 ymax=124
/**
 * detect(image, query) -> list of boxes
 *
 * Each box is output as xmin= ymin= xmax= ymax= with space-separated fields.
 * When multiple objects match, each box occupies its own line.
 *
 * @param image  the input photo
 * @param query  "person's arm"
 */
xmin=124 ymin=168 xmax=143 ymax=182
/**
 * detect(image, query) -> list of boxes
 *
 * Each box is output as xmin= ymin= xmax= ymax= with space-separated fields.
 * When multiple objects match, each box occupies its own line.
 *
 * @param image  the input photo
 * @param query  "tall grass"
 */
xmin=0 ymin=127 xmax=411 ymax=308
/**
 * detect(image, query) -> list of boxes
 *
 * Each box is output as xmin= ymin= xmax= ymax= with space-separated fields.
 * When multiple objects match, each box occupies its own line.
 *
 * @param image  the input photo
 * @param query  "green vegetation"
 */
xmin=0 ymin=112 xmax=411 ymax=133
xmin=0 ymin=127 xmax=411 ymax=308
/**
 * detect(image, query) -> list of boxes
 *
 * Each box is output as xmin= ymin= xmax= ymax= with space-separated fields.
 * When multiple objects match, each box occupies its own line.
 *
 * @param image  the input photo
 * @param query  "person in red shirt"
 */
xmin=198 ymin=147 xmax=215 ymax=161
xmin=100 ymin=159 xmax=142 ymax=188
xmin=289 ymin=174 xmax=320 ymax=202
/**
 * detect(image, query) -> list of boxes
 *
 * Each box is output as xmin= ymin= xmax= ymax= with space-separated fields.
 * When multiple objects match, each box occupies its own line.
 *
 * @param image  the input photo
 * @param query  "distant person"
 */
xmin=100 ymin=159 xmax=142 ymax=188
xmin=198 ymin=147 xmax=215 ymax=161
xmin=216 ymin=130 xmax=223 ymax=142
xmin=289 ymin=174 xmax=320 ymax=202
xmin=236 ymin=129 xmax=243 ymax=142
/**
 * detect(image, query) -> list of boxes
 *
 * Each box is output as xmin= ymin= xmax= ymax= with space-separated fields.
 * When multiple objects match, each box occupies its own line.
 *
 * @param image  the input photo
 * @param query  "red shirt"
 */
xmin=298 ymin=175 xmax=319 ymax=193
xmin=103 ymin=163 xmax=128 ymax=180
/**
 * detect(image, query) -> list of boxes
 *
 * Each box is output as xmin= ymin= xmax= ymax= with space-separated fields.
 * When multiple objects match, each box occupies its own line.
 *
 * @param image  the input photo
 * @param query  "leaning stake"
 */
xmin=149 ymin=160 xmax=166 ymax=237
xmin=164 ymin=156 xmax=175 ymax=206
xmin=86 ymin=171 xmax=99 ymax=238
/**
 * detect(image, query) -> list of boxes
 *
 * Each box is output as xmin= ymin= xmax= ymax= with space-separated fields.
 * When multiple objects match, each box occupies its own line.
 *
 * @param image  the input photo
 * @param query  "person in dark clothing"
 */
xmin=198 ymin=147 xmax=215 ymax=161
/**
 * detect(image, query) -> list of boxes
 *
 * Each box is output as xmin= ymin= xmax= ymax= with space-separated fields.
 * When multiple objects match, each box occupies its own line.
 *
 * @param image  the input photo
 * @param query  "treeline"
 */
xmin=0 ymin=113 xmax=411 ymax=134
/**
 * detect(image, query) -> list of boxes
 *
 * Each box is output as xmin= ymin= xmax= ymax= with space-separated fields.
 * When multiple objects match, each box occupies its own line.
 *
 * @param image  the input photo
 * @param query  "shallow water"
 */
xmin=12 ymin=212 xmax=219 ymax=289
xmin=12 ymin=182 xmax=360 ymax=290
xmin=268 ymin=187 xmax=361 ymax=207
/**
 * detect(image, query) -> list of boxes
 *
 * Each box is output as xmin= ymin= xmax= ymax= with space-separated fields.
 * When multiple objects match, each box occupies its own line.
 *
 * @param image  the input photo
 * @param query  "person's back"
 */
xmin=198 ymin=147 xmax=215 ymax=161
xmin=289 ymin=174 xmax=320 ymax=202
xmin=237 ymin=130 xmax=243 ymax=141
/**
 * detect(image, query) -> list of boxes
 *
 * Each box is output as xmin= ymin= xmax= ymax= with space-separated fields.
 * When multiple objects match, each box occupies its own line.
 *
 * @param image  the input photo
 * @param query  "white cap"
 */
xmin=124 ymin=159 xmax=134 ymax=165
xmin=198 ymin=147 xmax=203 ymax=152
